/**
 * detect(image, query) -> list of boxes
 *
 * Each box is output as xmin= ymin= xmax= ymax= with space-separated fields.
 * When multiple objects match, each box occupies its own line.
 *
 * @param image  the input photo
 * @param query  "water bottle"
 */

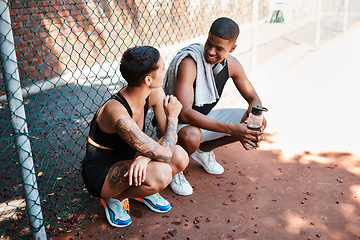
xmin=246 ymin=105 xmax=268 ymax=149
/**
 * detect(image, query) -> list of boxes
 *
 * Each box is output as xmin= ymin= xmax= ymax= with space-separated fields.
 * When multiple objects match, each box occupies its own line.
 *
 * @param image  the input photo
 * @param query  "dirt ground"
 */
xmin=52 ymin=24 xmax=360 ymax=240
xmin=51 ymin=142 xmax=360 ymax=240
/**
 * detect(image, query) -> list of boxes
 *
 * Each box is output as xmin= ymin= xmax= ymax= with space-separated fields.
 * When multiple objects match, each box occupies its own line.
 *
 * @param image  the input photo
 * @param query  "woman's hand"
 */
xmin=124 ymin=156 xmax=151 ymax=186
xmin=163 ymin=95 xmax=182 ymax=119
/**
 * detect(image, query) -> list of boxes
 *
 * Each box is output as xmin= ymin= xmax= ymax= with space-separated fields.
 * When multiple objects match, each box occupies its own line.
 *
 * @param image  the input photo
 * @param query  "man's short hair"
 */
xmin=209 ymin=17 xmax=240 ymax=42
xmin=120 ymin=46 xmax=160 ymax=86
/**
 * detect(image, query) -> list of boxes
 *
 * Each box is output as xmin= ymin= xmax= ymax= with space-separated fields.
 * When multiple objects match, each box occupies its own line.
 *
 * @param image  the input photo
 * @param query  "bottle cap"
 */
xmin=251 ymin=105 xmax=268 ymax=116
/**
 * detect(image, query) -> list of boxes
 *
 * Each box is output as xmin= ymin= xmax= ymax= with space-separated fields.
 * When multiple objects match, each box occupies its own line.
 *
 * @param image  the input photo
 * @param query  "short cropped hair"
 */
xmin=120 ymin=46 xmax=160 ymax=86
xmin=209 ymin=17 xmax=240 ymax=42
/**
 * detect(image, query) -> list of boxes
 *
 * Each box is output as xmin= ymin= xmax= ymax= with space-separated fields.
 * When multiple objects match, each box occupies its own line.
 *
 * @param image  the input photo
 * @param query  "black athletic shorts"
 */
xmin=81 ymin=143 xmax=134 ymax=198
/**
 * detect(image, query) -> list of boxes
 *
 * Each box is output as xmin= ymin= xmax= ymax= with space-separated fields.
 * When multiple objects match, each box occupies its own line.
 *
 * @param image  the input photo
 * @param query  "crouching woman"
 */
xmin=81 ymin=46 xmax=189 ymax=227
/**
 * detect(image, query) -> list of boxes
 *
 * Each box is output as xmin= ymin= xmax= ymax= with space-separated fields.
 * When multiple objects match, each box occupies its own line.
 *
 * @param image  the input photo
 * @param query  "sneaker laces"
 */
xmin=153 ymin=193 xmax=161 ymax=201
xmin=173 ymin=172 xmax=186 ymax=184
xmin=115 ymin=199 xmax=130 ymax=216
xmin=205 ymin=151 xmax=217 ymax=166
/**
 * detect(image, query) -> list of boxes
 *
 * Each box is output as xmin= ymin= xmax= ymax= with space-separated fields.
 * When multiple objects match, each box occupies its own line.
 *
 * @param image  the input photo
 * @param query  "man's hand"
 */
xmin=164 ymin=95 xmax=182 ymax=119
xmin=261 ymin=116 xmax=267 ymax=131
xmin=124 ymin=156 xmax=151 ymax=186
xmin=230 ymin=122 xmax=265 ymax=150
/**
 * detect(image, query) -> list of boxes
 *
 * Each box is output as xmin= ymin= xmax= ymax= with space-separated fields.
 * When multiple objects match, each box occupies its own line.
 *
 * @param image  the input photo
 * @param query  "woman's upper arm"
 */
xmin=102 ymin=101 xmax=172 ymax=161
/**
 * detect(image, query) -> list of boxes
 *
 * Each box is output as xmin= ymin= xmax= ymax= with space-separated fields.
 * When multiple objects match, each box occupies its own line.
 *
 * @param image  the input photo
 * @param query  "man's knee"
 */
xmin=178 ymin=126 xmax=202 ymax=154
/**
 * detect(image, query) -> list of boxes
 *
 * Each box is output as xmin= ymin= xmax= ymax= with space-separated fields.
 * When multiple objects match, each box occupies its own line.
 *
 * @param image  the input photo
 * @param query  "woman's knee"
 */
xmin=172 ymin=145 xmax=189 ymax=171
xmin=158 ymin=164 xmax=172 ymax=190
xmin=178 ymin=126 xmax=202 ymax=154
xmin=148 ymin=163 xmax=172 ymax=192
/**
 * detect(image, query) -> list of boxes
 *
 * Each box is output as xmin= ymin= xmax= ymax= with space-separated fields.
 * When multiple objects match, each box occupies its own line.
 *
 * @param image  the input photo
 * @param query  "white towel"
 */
xmin=163 ymin=43 xmax=219 ymax=107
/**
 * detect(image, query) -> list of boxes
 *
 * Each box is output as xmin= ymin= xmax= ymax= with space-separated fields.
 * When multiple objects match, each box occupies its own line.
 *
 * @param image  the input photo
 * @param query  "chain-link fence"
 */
xmin=1 ymin=0 xmax=359 ymax=239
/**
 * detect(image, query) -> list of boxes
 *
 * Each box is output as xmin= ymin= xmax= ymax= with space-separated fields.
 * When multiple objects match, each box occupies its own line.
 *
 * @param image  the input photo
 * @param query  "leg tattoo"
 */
xmin=107 ymin=162 xmax=130 ymax=190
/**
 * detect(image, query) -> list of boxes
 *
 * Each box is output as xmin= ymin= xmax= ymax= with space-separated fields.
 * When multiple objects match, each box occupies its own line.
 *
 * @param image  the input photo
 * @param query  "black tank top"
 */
xmin=89 ymin=91 xmax=149 ymax=157
xmin=192 ymin=59 xmax=229 ymax=115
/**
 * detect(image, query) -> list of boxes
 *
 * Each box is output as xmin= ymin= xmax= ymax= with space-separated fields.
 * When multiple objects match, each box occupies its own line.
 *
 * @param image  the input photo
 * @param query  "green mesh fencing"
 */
xmin=1 ymin=0 xmax=360 ymax=239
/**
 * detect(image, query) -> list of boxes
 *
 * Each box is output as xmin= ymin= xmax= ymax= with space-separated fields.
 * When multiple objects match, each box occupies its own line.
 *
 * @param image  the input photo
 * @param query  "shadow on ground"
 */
xmin=51 ymin=138 xmax=360 ymax=240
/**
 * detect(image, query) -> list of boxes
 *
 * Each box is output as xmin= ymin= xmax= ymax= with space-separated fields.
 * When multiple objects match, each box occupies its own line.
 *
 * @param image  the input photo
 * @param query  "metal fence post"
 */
xmin=0 ymin=1 xmax=47 ymax=239
xmin=251 ymin=0 xmax=259 ymax=82
xmin=315 ymin=0 xmax=323 ymax=49
xmin=343 ymin=0 xmax=349 ymax=32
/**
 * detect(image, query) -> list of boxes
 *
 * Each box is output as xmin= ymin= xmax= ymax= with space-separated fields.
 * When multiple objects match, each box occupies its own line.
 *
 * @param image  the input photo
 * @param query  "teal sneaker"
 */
xmin=100 ymin=198 xmax=132 ymax=227
xmin=134 ymin=193 xmax=171 ymax=213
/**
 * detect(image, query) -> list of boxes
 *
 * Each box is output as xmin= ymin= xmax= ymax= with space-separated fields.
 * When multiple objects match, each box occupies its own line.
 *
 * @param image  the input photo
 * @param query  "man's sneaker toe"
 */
xmin=191 ymin=150 xmax=224 ymax=174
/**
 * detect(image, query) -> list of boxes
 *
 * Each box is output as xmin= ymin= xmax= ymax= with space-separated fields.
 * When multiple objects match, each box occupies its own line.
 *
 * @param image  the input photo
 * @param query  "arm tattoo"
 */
xmin=115 ymin=116 xmax=160 ymax=159
xmin=115 ymin=116 xmax=171 ymax=162
xmin=107 ymin=162 xmax=129 ymax=189
xmin=158 ymin=118 xmax=177 ymax=161
xmin=156 ymin=154 xmax=171 ymax=163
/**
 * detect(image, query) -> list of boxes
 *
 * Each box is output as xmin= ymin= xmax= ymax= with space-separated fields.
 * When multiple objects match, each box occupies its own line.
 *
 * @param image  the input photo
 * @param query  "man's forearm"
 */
xmin=243 ymin=99 xmax=263 ymax=122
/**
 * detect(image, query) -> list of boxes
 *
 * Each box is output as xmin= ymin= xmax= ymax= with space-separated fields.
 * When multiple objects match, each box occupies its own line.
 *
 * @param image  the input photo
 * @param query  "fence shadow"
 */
xmin=0 ymin=79 xmax=159 ymax=239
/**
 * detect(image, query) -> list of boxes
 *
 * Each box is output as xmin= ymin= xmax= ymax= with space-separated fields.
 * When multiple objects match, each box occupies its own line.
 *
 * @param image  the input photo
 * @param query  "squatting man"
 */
xmin=164 ymin=17 xmax=267 ymax=196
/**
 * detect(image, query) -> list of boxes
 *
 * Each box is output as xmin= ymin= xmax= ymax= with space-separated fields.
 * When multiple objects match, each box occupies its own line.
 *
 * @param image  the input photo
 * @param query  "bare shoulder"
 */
xmin=102 ymin=99 xmax=128 ymax=115
xmin=227 ymin=54 xmax=246 ymax=79
xmin=99 ymin=99 xmax=130 ymax=121
xmin=98 ymin=99 xmax=129 ymax=127
xmin=178 ymin=56 xmax=197 ymax=77
xmin=175 ymin=56 xmax=197 ymax=93
xmin=100 ymin=99 xmax=130 ymax=121
xmin=180 ymin=55 xmax=196 ymax=66
xmin=149 ymin=87 xmax=165 ymax=107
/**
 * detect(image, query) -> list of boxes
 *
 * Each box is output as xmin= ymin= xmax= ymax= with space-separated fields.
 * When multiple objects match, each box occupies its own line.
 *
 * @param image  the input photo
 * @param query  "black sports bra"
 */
xmin=89 ymin=91 xmax=149 ymax=152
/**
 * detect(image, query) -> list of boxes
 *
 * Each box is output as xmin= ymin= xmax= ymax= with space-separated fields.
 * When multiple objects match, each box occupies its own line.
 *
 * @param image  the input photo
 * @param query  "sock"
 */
xmin=197 ymin=149 xmax=205 ymax=154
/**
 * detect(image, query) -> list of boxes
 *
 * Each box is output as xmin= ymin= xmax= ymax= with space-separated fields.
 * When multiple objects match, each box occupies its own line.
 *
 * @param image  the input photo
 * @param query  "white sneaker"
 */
xmin=170 ymin=172 xmax=193 ymax=196
xmin=191 ymin=150 xmax=224 ymax=174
